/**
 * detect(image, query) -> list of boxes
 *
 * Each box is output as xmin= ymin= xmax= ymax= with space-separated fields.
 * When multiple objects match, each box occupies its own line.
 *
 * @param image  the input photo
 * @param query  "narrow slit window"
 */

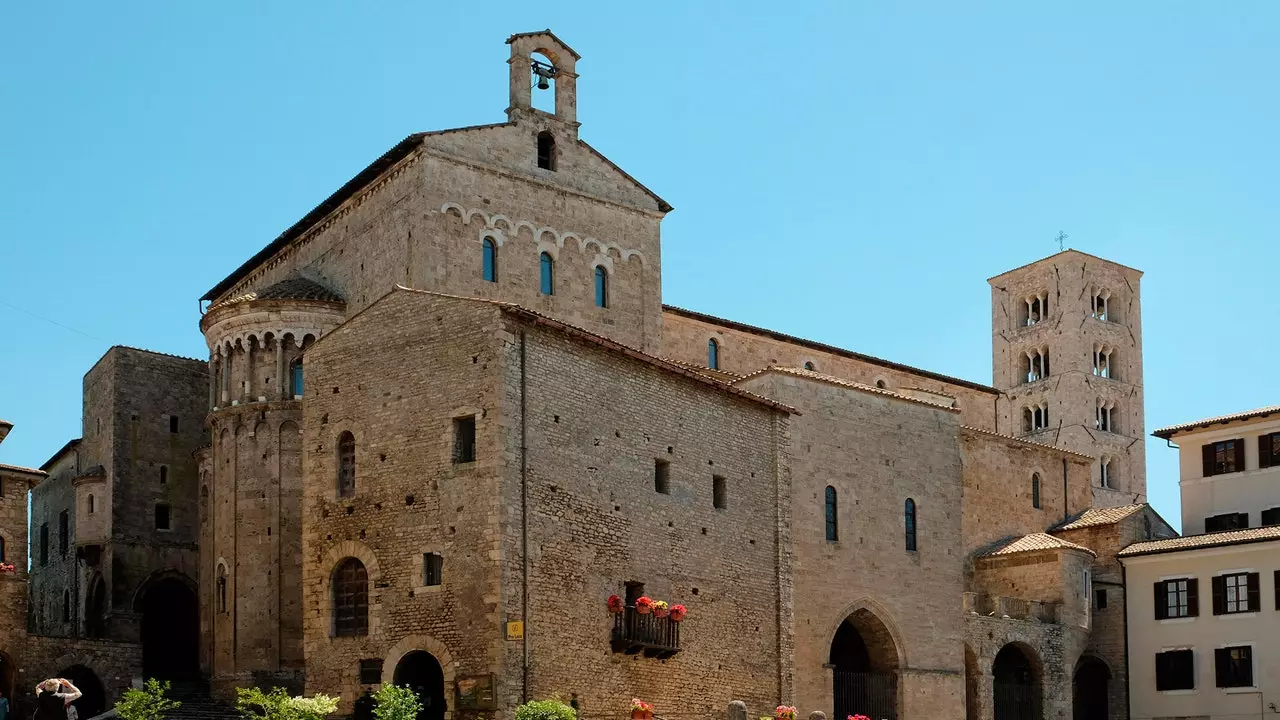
xmin=825 ymin=486 xmax=838 ymax=542
xmin=540 ymin=252 xmax=554 ymax=296
xmin=654 ymin=460 xmax=670 ymax=495
xmin=423 ymin=553 xmax=443 ymax=586
xmin=58 ymin=510 xmax=68 ymax=556
xmin=536 ymin=131 xmax=556 ymax=171
xmin=482 ymin=238 xmax=498 ymax=282
xmin=708 ymin=339 xmax=720 ymax=370
xmin=594 ymin=266 xmax=608 ymax=308
xmin=155 ymin=503 xmax=171 ymax=531
xmin=169 ymin=415 xmax=179 ymax=433
xmin=453 ymin=416 xmax=477 ymax=464
xmin=337 ymin=432 xmax=356 ymax=498
xmin=904 ymin=498 xmax=917 ymax=551
xmin=712 ymin=475 xmax=727 ymax=510
xmin=1031 ymin=474 xmax=1041 ymax=509
xmin=291 ymin=358 xmax=304 ymax=398
xmin=159 ymin=465 xmax=168 ymax=484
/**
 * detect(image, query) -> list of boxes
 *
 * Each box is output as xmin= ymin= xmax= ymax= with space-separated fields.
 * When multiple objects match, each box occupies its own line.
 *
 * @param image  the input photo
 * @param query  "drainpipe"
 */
xmin=1062 ymin=458 xmax=1069 ymax=523
xmin=520 ymin=329 xmax=529 ymax=703
xmin=1121 ymin=563 xmax=1131 ymax=720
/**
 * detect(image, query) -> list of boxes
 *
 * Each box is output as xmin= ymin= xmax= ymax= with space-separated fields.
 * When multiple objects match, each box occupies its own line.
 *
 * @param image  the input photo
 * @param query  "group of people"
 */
xmin=0 ymin=679 xmax=83 ymax=720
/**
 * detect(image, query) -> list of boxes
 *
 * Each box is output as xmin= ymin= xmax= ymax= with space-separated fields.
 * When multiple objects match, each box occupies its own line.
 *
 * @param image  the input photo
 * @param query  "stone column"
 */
xmin=208 ymin=360 xmax=216 ymax=410
xmin=274 ymin=336 xmax=285 ymax=401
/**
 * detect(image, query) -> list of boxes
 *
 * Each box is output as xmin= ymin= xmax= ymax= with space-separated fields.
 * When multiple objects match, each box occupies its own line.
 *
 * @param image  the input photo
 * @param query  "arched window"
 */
xmin=216 ymin=566 xmax=228 ymax=613
xmin=291 ymin=358 xmax=304 ymax=398
xmin=482 ymin=238 xmax=498 ymax=282
xmin=804 ymin=362 xmax=816 ymax=371
xmin=904 ymin=498 xmax=917 ymax=552
xmin=536 ymin=131 xmax=556 ymax=170
xmin=87 ymin=494 xmax=95 ymax=515
xmin=825 ymin=486 xmax=839 ymax=542
xmin=708 ymin=339 xmax=720 ymax=370
xmin=540 ymin=252 xmax=554 ymax=296
xmin=537 ymin=131 xmax=556 ymax=170
xmin=1032 ymin=473 xmax=1042 ymax=509
xmin=0 ymin=535 xmax=5 ymax=562
xmin=159 ymin=465 xmax=168 ymax=484
xmin=337 ymin=432 xmax=356 ymax=498
xmin=332 ymin=558 xmax=369 ymax=636
xmin=594 ymin=266 xmax=608 ymax=308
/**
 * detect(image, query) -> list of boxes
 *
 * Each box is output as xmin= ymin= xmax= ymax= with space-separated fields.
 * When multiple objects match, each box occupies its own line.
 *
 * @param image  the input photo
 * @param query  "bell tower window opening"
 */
xmin=1023 ymin=402 xmax=1050 ymax=433
xmin=1020 ymin=293 xmax=1049 ymax=327
xmin=1093 ymin=345 xmax=1115 ymax=379
xmin=530 ymin=54 xmax=558 ymax=114
xmin=1100 ymin=456 xmax=1114 ymax=489
xmin=536 ymin=131 xmax=556 ymax=171
xmin=1023 ymin=347 xmax=1050 ymax=383
xmin=1096 ymin=400 xmax=1117 ymax=433
xmin=1090 ymin=287 xmax=1112 ymax=322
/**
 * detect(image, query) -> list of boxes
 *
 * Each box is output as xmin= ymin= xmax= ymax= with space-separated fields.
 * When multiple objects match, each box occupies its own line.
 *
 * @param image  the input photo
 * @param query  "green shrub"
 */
xmin=115 ymin=679 xmax=181 ymax=720
xmin=235 ymin=687 xmax=338 ymax=720
xmin=515 ymin=699 xmax=576 ymax=720
xmin=372 ymin=685 xmax=420 ymax=720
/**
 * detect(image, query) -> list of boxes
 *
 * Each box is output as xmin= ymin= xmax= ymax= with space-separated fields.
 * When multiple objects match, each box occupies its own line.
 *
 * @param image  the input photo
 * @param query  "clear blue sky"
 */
xmin=3 ymin=2 xmax=1279 ymax=530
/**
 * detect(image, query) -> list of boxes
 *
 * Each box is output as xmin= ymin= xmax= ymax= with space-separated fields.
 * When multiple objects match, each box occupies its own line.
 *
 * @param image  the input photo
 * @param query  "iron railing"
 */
xmin=610 ymin=607 xmax=681 ymax=658
xmin=993 ymin=681 xmax=1042 ymax=720
xmin=833 ymin=670 xmax=898 ymax=720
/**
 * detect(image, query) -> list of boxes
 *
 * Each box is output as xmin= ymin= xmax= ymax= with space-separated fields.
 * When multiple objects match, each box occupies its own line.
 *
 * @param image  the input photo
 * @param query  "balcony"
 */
xmin=611 ymin=608 xmax=682 ymax=659
xmin=964 ymin=592 xmax=1060 ymax=624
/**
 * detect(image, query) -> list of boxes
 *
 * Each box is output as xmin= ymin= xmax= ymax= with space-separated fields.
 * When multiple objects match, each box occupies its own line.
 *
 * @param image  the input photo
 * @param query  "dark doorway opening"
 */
xmin=393 ymin=651 xmax=445 ymax=720
xmin=0 ymin=652 xmax=16 ymax=715
xmin=829 ymin=609 xmax=899 ymax=720
xmin=138 ymin=575 xmax=199 ymax=681
xmin=1073 ymin=656 xmax=1110 ymax=720
xmin=86 ymin=575 xmax=107 ymax=638
xmin=994 ymin=643 xmax=1042 ymax=720
xmin=59 ymin=665 xmax=106 ymax=719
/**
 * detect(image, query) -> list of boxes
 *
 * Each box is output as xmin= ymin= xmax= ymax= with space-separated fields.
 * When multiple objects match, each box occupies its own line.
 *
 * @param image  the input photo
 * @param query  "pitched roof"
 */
xmin=738 ymin=366 xmax=961 ymax=412
xmin=1119 ymin=525 xmax=1280 ymax=558
xmin=987 ymin=249 xmax=1144 ymax=282
xmin=0 ymin=462 xmax=46 ymax=477
xmin=1052 ymin=504 xmax=1147 ymax=531
xmin=978 ymin=533 xmax=1096 ymax=558
xmin=506 ymin=29 xmax=581 ymax=59
xmin=40 ymin=438 xmax=82 ymax=471
xmin=208 ymin=275 xmax=346 ymax=312
xmin=960 ymin=425 xmax=1093 ymax=461
xmin=662 ymin=305 xmax=998 ymax=395
xmin=1152 ymin=405 xmax=1280 ymax=439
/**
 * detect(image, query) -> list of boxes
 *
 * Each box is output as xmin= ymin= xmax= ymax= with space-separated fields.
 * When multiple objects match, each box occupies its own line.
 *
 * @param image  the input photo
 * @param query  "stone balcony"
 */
xmin=963 ymin=592 xmax=1060 ymax=624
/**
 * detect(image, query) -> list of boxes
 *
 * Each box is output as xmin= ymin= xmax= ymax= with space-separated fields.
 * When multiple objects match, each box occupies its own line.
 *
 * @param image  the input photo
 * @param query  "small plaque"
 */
xmin=505 ymin=620 xmax=524 ymax=640
xmin=455 ymin=674 xmax=496 ymax=710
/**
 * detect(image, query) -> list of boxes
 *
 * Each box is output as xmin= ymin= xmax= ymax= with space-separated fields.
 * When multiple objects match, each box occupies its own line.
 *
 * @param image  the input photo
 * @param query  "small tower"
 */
xmin=506 ymin=30 xmax=580 ymax=137
xmin=989 ymin=249 xmax=1146 ymax=506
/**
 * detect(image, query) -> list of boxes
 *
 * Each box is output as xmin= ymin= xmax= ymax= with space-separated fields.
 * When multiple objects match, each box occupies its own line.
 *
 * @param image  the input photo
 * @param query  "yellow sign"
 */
xmin=505 ymin=620 xmax=524 ymax=640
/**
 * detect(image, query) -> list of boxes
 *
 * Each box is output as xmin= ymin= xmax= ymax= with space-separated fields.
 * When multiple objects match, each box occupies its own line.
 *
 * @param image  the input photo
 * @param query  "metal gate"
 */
xmin=833 ymin=671 xmax=897 ymax=720
xmin=994 ymin=681 xmax=1042 ymax=720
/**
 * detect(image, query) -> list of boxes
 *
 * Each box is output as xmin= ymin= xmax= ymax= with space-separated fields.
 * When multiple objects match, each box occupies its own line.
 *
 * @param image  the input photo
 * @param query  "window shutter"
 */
xmin=1236 ymin=512 xmax=1250 ymax=530
xmin=1260 ymin=433 xmax=1273 ymax=468
xmin=1187 ymin=578 xmax=1200 ymax=617
xmin=1247 ymin=572 xmax=1261 ymax=612
xmin=1202 ymin=444 xmax=1215 ymax=477
xmin=1153 ymin=582 xmax=1167 ymax=620
xmin=1275 ymin=570 xmax=1280 ymax=611
xmin=1212 ymin=575 xmax=1226 ymax=615
xmin=1233 ymin=438 xmax=1247 ymax=472
xmin=1155 ymin=652 xmax=1170 ymax=690
xmin=1215 ymin=648 xmax=1229 ymax=688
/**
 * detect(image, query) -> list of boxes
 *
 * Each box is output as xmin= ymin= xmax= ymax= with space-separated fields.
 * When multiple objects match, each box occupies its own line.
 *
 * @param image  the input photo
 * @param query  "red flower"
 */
xmin=635 ymin=596 xmax=654 ymax=614
xmin=668 ymin=604 xmax=687 ymax=622
xmin=606 ymin=595 xmax=625 ymax=613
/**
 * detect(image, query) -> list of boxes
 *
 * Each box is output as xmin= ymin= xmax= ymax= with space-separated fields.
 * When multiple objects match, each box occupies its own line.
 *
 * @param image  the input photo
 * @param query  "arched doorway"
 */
xmin=59 ymin=665 xmax=106 ymax=719
xmin=993 ymin=643 xmax=1041 ymax=720
xmin=829 ymin=608 xmax=900 ymax=720
xmin=1073 ymin=656 xmax=1110 ymax=720
xmin=393 ymin=651 xmax=446 ymax=720
xmin=85 ymin=575 xmax=107 ymax=638
xmin=136 ymin=574 xmax=199 ymax=681
xmin=0 ymin=651 xmax=16 ymax=713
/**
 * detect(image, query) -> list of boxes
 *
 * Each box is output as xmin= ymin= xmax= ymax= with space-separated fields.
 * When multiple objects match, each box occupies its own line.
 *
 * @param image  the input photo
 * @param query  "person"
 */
xmin=0 ymin=688 xmax=10 ymax=720
xmin=351 ymin=689 xmax=374 ymax=720
xmin=33 ymin=679 xmax=80 ymax=720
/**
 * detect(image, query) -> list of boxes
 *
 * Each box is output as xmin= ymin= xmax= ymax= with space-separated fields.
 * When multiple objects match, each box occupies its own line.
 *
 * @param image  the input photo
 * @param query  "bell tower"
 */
xmin=989 ymin=249 xmax=1146 ymax=507
xmin=506 ymin=30 xmax=580 ymax=136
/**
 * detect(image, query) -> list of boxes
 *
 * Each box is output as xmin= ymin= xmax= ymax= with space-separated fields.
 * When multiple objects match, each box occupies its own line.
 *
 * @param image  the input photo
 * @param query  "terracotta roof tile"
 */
xmin=959 ymin=425 xmax=1093 ymax=461
xmin=1119 ymin=526 xmax=1280 ymax=558
xmin=1052 ymin=504 xmax=1146 ymax=531
xmin=0 ymin=462 xmax=46 ymax=477
xmin=1152 ymin=405 xmax=1280 ymax=439
xmin=209 ymin=275 xmax=346 ymax=312
xmin=979 ymin=533 xmax=1096 ymax=558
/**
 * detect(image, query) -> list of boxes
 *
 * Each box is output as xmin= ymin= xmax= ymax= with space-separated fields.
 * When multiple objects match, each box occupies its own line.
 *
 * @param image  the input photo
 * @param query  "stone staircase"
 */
xmin=163 ymin=682 xmax=241 ymax=720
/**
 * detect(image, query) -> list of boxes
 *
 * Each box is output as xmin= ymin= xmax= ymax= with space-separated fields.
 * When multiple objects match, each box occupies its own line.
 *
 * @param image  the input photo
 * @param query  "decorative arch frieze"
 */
xmin=441 ymin=202 xmax=646 ymax=265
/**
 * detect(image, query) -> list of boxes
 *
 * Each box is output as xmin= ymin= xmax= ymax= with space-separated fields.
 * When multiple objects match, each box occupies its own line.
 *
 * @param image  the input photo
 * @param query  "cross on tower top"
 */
xmin=1055 ymin=231 xmax=1068 ymax=252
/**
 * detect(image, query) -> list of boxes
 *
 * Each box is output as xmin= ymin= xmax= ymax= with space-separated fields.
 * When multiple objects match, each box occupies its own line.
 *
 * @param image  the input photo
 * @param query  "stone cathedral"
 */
xmin=1 ymin=30 xmax=1171 ymax=720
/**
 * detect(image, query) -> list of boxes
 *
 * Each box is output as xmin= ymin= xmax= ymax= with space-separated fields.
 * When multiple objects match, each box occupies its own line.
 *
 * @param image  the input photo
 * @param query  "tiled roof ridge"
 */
xmin=207 ymin=274 xmax=346 ymax=313
xmin=0 ymin=462 xmax=47 ymax=476
xmin=1050 ymin=503 xmax=1146 ymax=531
xmin=738 ymin=366 xmax=960 ymax=412
xmin=112 ymin=345 xmax=207 ymax=365
xmin=1120 ymin=525 xmax=1280 ymax=558
xmin=959 ymin=425 xmax=1094 ymax=461
xmin=1152 ymin=404 xmax=1280 ymax=439
xmin=349 ymin=287 xmax=799 ymax=415
xmin=978 ymin=532 xmax=1097 ymax=558
xmin=39 ymin=438 xmax=82 ymax=471
xmin=661 ymin=304 xmax=999 ymax=395
xmin=986 ymin=249 xmax=1144 ymax=283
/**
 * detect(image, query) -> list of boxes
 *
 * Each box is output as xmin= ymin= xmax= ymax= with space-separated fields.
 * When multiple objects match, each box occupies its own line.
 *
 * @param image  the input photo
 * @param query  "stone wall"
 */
xmin=299 ymin=289 xmax=791 ymax=719
xmin=22 ymin=635 xmax=143 ymax=715
xmin=736 ymin=371 xmax=967 ymax=720
xmin=29 ymin=450 xmax=79 ymax=636
xmin=662 ymin=308 xmax=1000 ymax=431
xmin=963 ymin=615 xmax=1089 ymax=720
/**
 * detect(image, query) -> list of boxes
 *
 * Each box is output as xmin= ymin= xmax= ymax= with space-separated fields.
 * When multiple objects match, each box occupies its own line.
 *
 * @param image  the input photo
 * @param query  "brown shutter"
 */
xmin=1215 ymin=648 xmax=1229 ymax=687
xmin=1261 ymin=433 xmax=1273 ymax=469
xmin=1187 ymin=578 xmax=1200 ymax=616
xmin=1203 ymin=444 xmax=1216 ymax=477
xmin=1234 ymin=438 xmax=1247 ymax=472
xmin=1247 ymin=572 xmax=1261 ymax=612
xmin=1212 ymin=575 xmax=1226 ymax=615
xmin=1154 ymin=581 xmax=1167 ymax=620
xmin=1274 ymin=570 xmax=1279 ymax=611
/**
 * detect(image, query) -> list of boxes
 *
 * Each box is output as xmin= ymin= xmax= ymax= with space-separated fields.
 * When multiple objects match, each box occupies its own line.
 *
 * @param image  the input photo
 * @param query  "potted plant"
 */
xmin=652 ymin=600 xmax=669 ymax=618
xmin=630 ymin=699 xmax=653 ymax=720
xmin=668 ymin=604 xmax=687 ymax=622
xmin=775 ymin=707 xmax=797 ymax=720
xmin=635 ymin=596 xmax=654 ymax=615
xmin=847 ymin=715 xmax=871 ymax=720
xmin=0 ymin=563 xmax=16 ymax=574
xmin=607 ymin=595 xmax=625 ymax=614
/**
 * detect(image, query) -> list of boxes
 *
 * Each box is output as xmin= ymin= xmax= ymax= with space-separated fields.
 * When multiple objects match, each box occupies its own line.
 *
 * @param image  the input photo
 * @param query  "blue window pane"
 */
xmin=905 ymin=498 xmax=917 ymax=551
xmin=825 ymin=486 xmax=838 ymax=542
xmin=291 ymin=360 xmax=304 ymax=397
xmin=540 ymin=253 xmax=554 ymax=295
xmin=483 ymin=239 xmax=497 ymax=282
xmin=594 ymin=266 xmax=608 ymax=307
xmin=708 ymin=339 xmax=719 ymax=369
